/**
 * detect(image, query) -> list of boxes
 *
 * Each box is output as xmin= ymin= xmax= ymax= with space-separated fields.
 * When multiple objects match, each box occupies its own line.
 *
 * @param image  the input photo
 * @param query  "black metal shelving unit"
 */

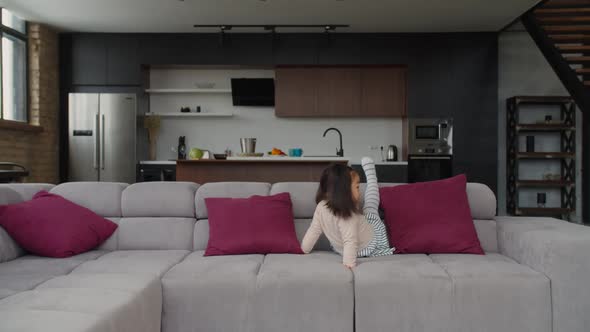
xmin=507 ymin=96 xmax=576 ymax=220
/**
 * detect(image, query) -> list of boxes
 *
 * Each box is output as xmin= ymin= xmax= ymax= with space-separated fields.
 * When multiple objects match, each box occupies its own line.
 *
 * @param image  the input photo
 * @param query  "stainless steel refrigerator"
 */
xmin=68 ymin=93 xmax=136 ymax=183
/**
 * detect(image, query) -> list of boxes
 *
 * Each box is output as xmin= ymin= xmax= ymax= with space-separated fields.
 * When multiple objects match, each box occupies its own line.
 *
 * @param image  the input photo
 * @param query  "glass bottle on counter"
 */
xmin=178 ymin=136 xmax=187 ymax=160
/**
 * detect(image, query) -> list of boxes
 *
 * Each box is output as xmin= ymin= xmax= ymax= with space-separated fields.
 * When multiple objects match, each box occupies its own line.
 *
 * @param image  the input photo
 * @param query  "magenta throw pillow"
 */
xmin=380 ymin=174 xmax=484 ymax=254
xmin=204 ymin=192 xmax=303 ymax=256
xmin=0 ymin=191 xmax=117 ymax=258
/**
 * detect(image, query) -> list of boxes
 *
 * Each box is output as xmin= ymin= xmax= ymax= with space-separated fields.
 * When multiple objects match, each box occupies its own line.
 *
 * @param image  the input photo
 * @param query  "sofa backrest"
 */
xmin=0 ymin=184 xmax=54 ymax=263
xmin=119 ymin=182 xmax=199 ymax=250
xmin=0 ymin=180 xmax=498 ymax=255
xmin=193 ymin=181 xmax=498 ymax=252
xmin=49 ymin=181 xmax=199 ymax=251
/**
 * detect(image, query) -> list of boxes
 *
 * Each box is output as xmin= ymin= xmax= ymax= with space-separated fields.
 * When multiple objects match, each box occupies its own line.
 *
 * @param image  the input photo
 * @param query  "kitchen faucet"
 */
xmin=323 ymin=127 xmax=344 ymax=157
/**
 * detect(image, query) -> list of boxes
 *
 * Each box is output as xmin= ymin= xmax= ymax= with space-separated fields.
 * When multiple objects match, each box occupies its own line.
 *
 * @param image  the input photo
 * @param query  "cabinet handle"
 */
xmin=101 ymin=115 xmax=105 ymax=170
xmin=93 ymin=113 xmax=99 ymax=169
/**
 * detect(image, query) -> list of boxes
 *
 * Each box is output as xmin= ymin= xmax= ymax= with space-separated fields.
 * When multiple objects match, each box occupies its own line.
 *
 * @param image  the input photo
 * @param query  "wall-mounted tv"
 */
xmin=231 ymin=78 xmax=275 ymax=107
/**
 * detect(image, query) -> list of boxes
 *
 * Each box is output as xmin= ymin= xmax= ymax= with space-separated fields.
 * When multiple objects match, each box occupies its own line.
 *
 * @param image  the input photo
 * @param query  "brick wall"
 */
xmin=0 ymin=23 xmax=59 ymax=183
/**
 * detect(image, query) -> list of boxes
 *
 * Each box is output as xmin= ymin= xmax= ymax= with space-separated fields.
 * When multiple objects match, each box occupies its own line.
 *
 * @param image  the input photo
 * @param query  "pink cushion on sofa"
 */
xmin=204 ymin=192 xmax=303 ymax=256
xmin=379 ymin=174 xmax=484 ymax=254
xmin=0 ymin=191 xmax=117 ymax=258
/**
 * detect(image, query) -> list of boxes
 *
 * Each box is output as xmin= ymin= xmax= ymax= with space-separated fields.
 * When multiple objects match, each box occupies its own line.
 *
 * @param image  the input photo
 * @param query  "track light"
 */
xmin=193 ymin=24 xmax=349 ymax=32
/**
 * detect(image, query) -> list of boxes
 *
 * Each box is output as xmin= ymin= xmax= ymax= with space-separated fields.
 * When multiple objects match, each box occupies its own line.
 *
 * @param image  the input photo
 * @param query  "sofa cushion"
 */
xmin=162 ymin=251 xmax=264 ymax=332
xmin=0 ymin=310 xmax=110 ymax=332
xmin=474 ymin=219 xmax=498 ymax=252
xmin=72 ymin=250 xmax=189 ymax=278
xmin=380 ymin=175 xmax=484 ymax=254
xmin=0 ymin=287 xmax=157 ymax=332
xmin=354 ymin=254 xmax=452 ymax=332
xmin=466 ymin=183 xmax=497 ymax=220
xmin=35 ymin=273 xmax=162 ymax=332
xmin=0 ymin=185 xmax=54 ymax=263
xmin=430 ymin=253 xmax=551 ymax=332
xmin=193 ymin=218 xmax=333 ymax=252
xmin=270 ymin=182 xmax=319 ymax=218
xmin=97 ymin=218 xmax=120 ymax=251
xmin=0 ymin=251 xmax=106 ymax=299
xmin=50 ymin=182 xmax=128 ymax=217
xmin=0 ymin=191 xmax=118 ymax=258
xmin=293 ymin=218 xmax=332 ymax=251
xmin=249 ymin=252 xmax=354 ymax=332
xmin=0 ymin=226 xmax=24 ymax=264
xmin=204 ymin=193 xmax=302 ymax=256
xmin=0 ymin=183 xmax=55 ymax=202
xmin=195 ymin=182 xmax=270 ymax=219
xmin=117 ymin=217 xmax=195 ymax=250
xmin=122 ymin=182 xmax=199 ymax=218
xmin=495 ymin=216 xmax=590 ymax=332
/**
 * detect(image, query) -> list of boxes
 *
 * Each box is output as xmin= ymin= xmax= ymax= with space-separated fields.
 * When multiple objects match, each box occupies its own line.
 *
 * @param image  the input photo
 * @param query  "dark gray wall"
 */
xmin=60 ymin=32 xmax=498 ymax=192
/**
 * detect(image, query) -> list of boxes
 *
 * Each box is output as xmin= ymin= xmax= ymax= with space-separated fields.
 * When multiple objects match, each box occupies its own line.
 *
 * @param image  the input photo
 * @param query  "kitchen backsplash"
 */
xmin=147 ymin=68 xmax=404 ymax=163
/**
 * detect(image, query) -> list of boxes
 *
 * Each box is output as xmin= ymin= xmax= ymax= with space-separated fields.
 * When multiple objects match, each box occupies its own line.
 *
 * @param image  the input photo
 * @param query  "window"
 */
xmin=0 ymin=8 xmax=27 ymax=122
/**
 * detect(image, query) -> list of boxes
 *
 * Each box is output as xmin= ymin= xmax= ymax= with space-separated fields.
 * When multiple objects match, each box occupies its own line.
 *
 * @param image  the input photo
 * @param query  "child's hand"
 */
xmin=343 ymin=263 xmax=355 ymax=269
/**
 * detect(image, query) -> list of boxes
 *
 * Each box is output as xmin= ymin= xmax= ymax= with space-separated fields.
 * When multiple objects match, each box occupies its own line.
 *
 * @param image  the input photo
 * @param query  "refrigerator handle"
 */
xmin=101 ymin=114 xmax=105 ymax=170
xmin=93 ymin=113 xmax=99 ymax=169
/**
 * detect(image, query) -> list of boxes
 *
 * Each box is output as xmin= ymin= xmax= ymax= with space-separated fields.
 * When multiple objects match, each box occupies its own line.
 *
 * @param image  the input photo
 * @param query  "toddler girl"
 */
xmin=301 ymin=157 xmax=395 ymax=268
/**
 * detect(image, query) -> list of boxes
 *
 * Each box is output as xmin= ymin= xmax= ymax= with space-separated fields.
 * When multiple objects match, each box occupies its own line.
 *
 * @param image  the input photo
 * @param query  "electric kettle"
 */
xmin=386 ymin=145 xmax=398 ymax=161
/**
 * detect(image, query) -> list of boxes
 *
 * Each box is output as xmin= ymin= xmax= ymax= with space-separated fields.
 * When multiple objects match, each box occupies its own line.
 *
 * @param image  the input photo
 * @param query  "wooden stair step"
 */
xmin=543 ymin=0 xmax=590 ymax=8
xmin=565 ymin=55 xmax=590 ymax=62
xmin=536 ymin=7 xmax=590 ymax=14
xmin=543 ymin=25 xmax=590 ymax=32
xmin=549 ymin=33 xmax=590 ymax=41
xmin=585 ymin=81 xmax=590 ymax=85
xmin=537 ymin=16 xmax=590 ymax=24
xmin=575 ymin=67 xmax=590 ymax=73
xmin=557 ymin=44 xmax=590 ymax=52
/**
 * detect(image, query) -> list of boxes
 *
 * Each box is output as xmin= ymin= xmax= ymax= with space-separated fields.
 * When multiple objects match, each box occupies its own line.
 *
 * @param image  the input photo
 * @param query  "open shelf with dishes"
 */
xmin=506 ymin=96 xmax=577 ymax=220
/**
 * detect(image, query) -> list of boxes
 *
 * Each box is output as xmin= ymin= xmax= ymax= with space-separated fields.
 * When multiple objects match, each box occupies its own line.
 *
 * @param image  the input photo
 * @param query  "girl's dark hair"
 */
xmin=316 ymin=164 xmax=360 ymax=219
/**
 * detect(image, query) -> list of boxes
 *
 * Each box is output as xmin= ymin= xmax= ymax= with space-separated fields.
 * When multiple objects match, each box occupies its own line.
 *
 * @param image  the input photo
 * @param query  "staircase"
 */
xmin=520 ymin=0 xmax=590 ymax=224
xmin=522 ymin=0 xmax=590 ymax=111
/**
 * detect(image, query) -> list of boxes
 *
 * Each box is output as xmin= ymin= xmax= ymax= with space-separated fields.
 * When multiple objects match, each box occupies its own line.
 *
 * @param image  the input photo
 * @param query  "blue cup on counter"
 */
xmin=288 ymin=148 xmax=303 ymax=157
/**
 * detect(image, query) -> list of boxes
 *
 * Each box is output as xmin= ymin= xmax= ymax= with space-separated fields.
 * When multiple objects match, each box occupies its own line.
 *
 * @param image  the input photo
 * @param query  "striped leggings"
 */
xmin=357 ymin=157 xmax=395 ymax=258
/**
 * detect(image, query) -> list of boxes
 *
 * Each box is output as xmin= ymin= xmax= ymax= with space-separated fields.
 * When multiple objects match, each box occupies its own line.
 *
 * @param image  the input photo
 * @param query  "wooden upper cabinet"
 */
xmin=275 ymin=68 xmax=317 ymax=117
xmin=275 ymin=66 xmax=406 ymax=118
xmin=361 ymin=67 xmax=407 ymax=117
xmin=316 ymin=68 xmax=362 ymax=117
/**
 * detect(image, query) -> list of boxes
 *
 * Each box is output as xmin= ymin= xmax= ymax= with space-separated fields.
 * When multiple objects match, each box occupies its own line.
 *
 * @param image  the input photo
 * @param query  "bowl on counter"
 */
xmin=213 ymin=154 xmax=227 ymax=160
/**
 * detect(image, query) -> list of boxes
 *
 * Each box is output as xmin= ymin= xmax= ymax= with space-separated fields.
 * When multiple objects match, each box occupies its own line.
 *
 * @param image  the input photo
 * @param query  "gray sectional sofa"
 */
xmin=0 ymin=181 xmax=588 ymax=332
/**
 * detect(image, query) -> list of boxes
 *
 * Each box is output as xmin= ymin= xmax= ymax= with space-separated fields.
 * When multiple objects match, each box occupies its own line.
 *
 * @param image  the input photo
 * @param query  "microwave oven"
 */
xmin=408 ymin=118 xmax=453 ymax=155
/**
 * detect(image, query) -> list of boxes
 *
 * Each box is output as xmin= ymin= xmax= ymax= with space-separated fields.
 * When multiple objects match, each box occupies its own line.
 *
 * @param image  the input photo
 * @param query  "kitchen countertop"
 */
xmin=139 ymin=160 xmax=176 ymax=165
xmin=226 ymin=156 xmax=349 ymax=162
xmin=141 ymin=158 xmax=407 ymax=165
xmin=176 ymin=156 xmax=349 ymax=162
xmin=371 ymin=161 xmax=408 ymax=165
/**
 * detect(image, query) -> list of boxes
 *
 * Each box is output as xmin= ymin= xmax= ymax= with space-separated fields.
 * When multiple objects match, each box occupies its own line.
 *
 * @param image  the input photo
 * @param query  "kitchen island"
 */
xmin=176 ymin=157 xmax=348 ymax=183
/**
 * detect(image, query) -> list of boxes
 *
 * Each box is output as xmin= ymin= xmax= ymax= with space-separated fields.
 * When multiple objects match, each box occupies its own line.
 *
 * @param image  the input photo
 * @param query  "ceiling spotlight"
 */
xmin=193 ymin=24 xmax=349 ymax=31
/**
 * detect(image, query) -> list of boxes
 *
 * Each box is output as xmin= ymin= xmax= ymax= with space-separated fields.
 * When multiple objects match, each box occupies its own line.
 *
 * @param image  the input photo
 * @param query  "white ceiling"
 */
xmin=0 ymin=0 xmax=539 ymax=33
